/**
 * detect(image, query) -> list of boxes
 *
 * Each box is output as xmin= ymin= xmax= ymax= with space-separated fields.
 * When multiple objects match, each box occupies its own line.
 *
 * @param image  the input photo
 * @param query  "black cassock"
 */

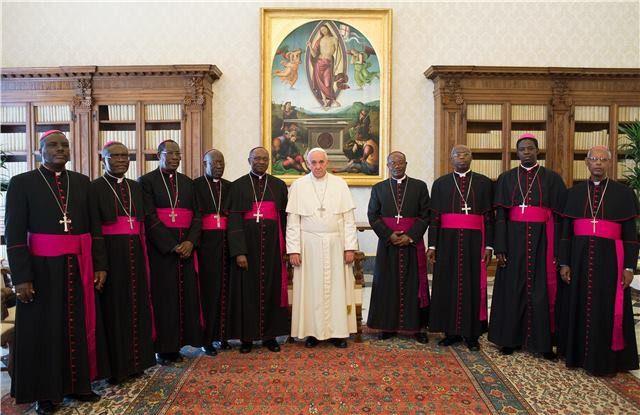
xmin=139 ymin=169 xmax=203 ymax=352
xmin=367 ymin=177 xmax=430 ymax=332
xmin=428 ymin=172 xmax=494 ymax=339
xmin=557 ymin=179 xmax=639 ymax=375
xmin=90 ymin=175 xmax=156 ymax=382
xmin=194 ymin=175 xmax=232 ymax=346
xmin=489 ymin=165 xmax=567 ymax=353
xmin=6 ymin=167 xmax=109 ymax=404
xmin=227 ymin=173 xmax=290 ymax=341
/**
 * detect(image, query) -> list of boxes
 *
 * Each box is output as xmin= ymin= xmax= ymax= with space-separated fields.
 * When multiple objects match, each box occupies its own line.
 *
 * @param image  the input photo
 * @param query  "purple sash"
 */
xmin=28 ymin=232 xmax=98 ymax=380
xmin=381 ymin=217 xmax=429 ymax=307
xmin=101 ymin=216 xmax=157 ymax=341
xmin=440 ymin=213 xmax=487 ymax=321
xmin=243 ymin=201 xmax=288 ymax=307
xmin=202 ymin=213 xmax=228 ymax=230
xmin=156 ymin=207 xmax=205 ymax=329
xmin=509 ymin=206 xmax=557 ymax=333
xmin=574 ymin=218 xmax=625 ymax=351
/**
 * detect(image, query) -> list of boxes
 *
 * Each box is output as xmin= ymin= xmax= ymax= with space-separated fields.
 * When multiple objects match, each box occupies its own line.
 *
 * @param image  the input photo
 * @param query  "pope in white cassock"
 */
xmin=286 ymin=148 xmax=359 ymax=348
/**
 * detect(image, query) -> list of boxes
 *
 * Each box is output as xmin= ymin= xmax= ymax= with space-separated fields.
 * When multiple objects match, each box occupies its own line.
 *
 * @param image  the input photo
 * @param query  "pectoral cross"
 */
xmin=317 ymin=206 xmax=326 ymax=217
xmin=59 ymin=213 xmax=72 ymax=233
xmin=591 ymin=218 xmax=598 ymax=233
xmin=519 ymin=202 xmax=528 ymax=214
xmin=395 ymin=213 xmax=403 ymax=224
xmin=253 ymin=210 xmax=263 ymax=223
xmin=214 ymin=214 xmax=221 ymax=228
xmin=462 ymin=203 xmax=471 ymax=215
xmin=169 ymin=209 xmax=177 ymax=223
xmin=127 ymin=216 xmax=135 ymax=230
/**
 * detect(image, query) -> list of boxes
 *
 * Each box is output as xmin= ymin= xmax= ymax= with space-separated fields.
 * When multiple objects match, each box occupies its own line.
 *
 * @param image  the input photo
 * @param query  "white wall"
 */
xmin=3 ymin=1 xmax=638 ymax=252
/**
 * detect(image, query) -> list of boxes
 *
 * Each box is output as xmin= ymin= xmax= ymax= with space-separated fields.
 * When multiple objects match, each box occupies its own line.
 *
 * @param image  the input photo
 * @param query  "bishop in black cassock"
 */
xmin=227 ymin=147 xmax=290 ymax=354
xmin=139 ymin=140 xmax=203 ymax=364
xmin=489 ymin=135 xmax=567 ymax=358
xmin=367 ymin=152 xmax=430 ymax=343
xmin=194 ymin=149 xmax=232 ymax=355
xmin=90 ymin=142 xmax=156 ymax=383
xmin=428 ymin=145 xmax=494 ymax=350
xmin=6 ymin=131 xmax=107 ymax=413
xmin=557 ymin=146 xmax=639 ymax=376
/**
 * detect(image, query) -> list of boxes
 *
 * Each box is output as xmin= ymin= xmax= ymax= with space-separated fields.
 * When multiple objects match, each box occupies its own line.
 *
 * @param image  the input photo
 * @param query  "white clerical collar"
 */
xmin=591 ymin=177 xmax=607 ymax=186
xmin=520 ymin=163 xmax=539 ymax=172
xmin=392 ymin=175 xmax=407 ymax=183
xmin=311 ymin=172 xmax=328 ymax=182
xmin=41 ymin=164 xmax=65 ymax=176
xmin=454 ymin=169 xmax=471 ymax=178
xmin=105 ymin=171 xmax=124 ymax=183
xmin=250 ymin=171 xmax=265 ymax=180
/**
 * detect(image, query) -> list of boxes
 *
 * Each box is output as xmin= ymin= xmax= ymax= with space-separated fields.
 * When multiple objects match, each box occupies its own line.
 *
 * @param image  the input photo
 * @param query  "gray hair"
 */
xmin=306 ymin=147 xmax=328 ymax=161
xmin=587 ymin=146 xmax=612 ymax=159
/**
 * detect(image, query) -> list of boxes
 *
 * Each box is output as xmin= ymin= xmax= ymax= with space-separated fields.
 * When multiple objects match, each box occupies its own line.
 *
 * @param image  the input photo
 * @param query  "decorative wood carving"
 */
xmin=1 ymin=65 xmax=221 ymax=179
xmin=183 ymin=77 xmax=206 ymax=111
xmin=426 ymin=66 xmax=640 ymax=184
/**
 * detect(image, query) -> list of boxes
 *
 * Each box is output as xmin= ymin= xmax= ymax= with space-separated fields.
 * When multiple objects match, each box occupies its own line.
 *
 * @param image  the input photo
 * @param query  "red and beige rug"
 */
xmin=2 ymin=335 xmax=639 ymax=414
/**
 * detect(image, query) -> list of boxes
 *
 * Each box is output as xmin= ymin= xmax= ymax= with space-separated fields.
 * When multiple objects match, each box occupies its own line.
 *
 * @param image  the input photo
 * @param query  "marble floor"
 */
xmin=2 ymin=274 xmax=639 ymax=397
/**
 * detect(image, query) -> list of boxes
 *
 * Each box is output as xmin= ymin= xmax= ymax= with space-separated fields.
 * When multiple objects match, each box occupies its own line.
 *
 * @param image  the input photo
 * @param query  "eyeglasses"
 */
xmin=161 ymin=151 xmax=182 ymax=157
xmin=586 ymin=157 xmax=610 ymax=162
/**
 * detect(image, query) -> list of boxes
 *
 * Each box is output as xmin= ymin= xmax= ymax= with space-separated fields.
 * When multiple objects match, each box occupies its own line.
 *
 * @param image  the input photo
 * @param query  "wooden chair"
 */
xmin=1 ymin=267 xmax=15 ymax=373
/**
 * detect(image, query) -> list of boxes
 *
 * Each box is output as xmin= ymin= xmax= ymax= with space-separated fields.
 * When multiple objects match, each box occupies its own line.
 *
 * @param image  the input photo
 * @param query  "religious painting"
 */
xmin=261 ymin=8 xmax=392 ymax=186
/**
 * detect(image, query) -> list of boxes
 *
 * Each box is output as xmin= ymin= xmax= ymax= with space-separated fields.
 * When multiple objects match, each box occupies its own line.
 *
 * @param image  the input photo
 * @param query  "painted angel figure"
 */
xmin=273 ymin=47 xmax=303 ymax=89
xmin=349 ymin=46 xmax=379 ymax=89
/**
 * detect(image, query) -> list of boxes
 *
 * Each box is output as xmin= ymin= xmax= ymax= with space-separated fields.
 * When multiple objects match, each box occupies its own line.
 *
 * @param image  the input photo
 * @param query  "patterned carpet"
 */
xmin=2 ymin=334 xmax=640 ymax=415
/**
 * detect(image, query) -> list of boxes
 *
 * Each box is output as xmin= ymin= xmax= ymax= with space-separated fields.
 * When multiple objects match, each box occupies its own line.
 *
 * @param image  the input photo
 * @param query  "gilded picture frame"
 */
xmin=261 ymin=8 xmax=392 ymax=186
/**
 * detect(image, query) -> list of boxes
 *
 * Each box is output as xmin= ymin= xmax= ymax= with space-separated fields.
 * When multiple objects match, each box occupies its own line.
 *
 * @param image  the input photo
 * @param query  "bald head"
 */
xmin=248 ymin=147 xmax=269 ymax=175
xmin=204 ymin=149 xmax=225 ymax=179
xmin=40 ymin=132 xmax=70 ymax=171
xmin=386 ymin=151 xmax=406 ymax=163
xmin=450 ymin=144 xmax=472 ymax=173
xmin=387 ymin=151 xmax=407 ymax=179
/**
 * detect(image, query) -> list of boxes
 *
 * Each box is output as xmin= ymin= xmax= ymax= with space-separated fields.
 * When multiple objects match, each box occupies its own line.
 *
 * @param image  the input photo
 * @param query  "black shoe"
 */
xmin=156 ymin=353 xmax=171 ymax=366
xmin=305 ymin=336 xmax=320 ymax=348
xmin=157 ymin=352 xmax=181 ymax=365
xmin=465 ymin=337 xmax=480 ymax=351
xmin=240 ymin=341 xmax=252 ymax=354
xmin=35 ymin=400 xmax=56 ymax=415
xmin=438 ymin=335 xmax=463 ymax=347
xmin=203 ymin=345 xmax=218 ymax=356
xmin=69 ymin=391 xmax=101 ymax=402
xmin=220 ymin=340 xmax=232 ymax=350
xmin=378 ymin=331 xmax=396 ymax=340
xmin=106 ymin=377 xmax=122 ymax=385
xmin=331 ymin=338 xmax=348 ymax=348
xmin=264 ymin=339 xmax=281 ymax=352
xmin=414 ymin=333 xmax=429 ymax=344
xmin=500 ymin=346 xmax=515 ymax=355
xmin=543 ymin=351 xmax=557 ymax=361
